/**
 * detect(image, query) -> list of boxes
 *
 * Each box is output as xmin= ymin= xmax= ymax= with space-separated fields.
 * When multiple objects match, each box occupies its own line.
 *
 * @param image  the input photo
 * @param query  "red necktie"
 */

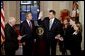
xmin=13 ymin=26 xmax=20 ymax=35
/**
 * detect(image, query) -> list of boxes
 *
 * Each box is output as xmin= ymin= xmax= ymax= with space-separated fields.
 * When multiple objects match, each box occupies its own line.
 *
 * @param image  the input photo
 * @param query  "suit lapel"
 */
xmin=47 ymin=19 xmax=49 ymax=30
xmin=7 ymin=24 xmax=18 ymax=36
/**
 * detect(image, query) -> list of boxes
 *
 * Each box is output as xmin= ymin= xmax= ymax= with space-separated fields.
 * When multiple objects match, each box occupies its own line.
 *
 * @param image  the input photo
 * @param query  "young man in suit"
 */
xmin=20 ymin=12 xmax=35 ymax=55
xmin=40 ymin=10 xmax=62 ymax=55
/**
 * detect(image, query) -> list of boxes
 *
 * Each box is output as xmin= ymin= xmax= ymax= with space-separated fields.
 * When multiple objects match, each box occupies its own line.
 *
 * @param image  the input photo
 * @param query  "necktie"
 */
xmin=13 ymin=26 xmax=20 ymax=35
xmin=49 ymin=19 xmax=53 ymax=30
xmin=29 ymin=21 xmax=32 ymax=29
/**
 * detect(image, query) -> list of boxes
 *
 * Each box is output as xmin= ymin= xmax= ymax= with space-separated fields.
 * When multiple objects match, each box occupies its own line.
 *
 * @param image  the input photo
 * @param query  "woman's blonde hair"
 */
xmin=76 ymin=23 xmax=82 ymax=33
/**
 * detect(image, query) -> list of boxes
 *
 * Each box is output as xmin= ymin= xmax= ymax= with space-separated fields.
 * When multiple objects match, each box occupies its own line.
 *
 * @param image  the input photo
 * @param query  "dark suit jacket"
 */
xmin=37 ymin=19 xmax=44 ymax=26
xmin=4 ymin=23 xmax=19 ymax=50
xmin=42 ymin=17 xmax=61 ymax=40
xmin=71 ymin=29 xmax=82 ymax=50
xmin=20 ymin=20 xmax=35 ymax=44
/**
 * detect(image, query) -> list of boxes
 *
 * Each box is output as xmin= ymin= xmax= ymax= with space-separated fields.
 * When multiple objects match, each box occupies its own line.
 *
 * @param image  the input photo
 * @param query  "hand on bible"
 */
xmin=59 ymin=37 xmax=64 ymax=41
xmin=55 ymin=34 xmax=61 ymax=39
xmin=17 ymin=35 xmax=22 ymax=40
xmin=22 ymin=42 xmax=25 ymax=46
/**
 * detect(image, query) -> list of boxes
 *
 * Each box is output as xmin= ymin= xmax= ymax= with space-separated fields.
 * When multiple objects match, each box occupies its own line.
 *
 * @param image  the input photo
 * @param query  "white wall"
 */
xmin=79 ymin=1 xmax=84 ymax=50
xmin=40 ymin=1 xmax=72 ymax=19
xmin=4 ymin=1 xmax=20 ymax=24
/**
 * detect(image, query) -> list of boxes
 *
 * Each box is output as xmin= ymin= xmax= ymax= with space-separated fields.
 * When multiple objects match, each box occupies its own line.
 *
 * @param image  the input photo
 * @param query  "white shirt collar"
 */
xmin=50 ymin=18 xmax=55 ymax=22
xmin=26 ymin=19 xmax=30 ymax=24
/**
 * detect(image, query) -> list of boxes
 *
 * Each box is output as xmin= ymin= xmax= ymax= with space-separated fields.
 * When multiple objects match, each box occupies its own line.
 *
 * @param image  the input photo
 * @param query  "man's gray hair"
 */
xmin=8 ymin=17 xmax=16 ymax=23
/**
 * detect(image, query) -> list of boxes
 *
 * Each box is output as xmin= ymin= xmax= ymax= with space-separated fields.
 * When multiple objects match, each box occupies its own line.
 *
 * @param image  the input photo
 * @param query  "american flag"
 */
xmin=1 ymin=1 xmax=5 ymax=42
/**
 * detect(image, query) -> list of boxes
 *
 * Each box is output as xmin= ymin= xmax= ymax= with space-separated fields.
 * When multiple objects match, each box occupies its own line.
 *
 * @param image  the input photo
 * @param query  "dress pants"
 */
xmin=45 ymin=39 xmax=57 ymax=55
xmin=5 ymin=48 xmax=16 ymax=55
xmin=23 ymin=40 xmax=34 ymax=55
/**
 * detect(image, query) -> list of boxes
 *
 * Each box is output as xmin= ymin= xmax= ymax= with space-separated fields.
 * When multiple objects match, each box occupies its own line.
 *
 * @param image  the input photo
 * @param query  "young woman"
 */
xmin=70 ymin=21 xmax=82 ymax=55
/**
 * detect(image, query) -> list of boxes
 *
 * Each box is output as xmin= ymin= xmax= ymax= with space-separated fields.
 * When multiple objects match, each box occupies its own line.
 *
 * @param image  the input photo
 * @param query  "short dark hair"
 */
xmin=49 ymin=10 xmax=56 ymax=15
xmin=25 ymin=11 xmax=32 ymax=17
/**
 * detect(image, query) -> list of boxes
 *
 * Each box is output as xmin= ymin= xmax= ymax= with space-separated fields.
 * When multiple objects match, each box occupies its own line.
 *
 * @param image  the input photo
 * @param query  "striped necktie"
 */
xmin=29 ymin=21 xmax=32 ymax=29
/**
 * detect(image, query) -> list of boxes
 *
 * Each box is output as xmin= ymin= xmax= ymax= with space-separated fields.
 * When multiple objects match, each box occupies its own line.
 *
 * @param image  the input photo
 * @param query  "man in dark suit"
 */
xmin=40 ymin=10 xmax=62 ymax=55
xmin=20 ymin=12 xmax=35 ymax=55
xmin=4 ymin=17 xmax=20 ymax=55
